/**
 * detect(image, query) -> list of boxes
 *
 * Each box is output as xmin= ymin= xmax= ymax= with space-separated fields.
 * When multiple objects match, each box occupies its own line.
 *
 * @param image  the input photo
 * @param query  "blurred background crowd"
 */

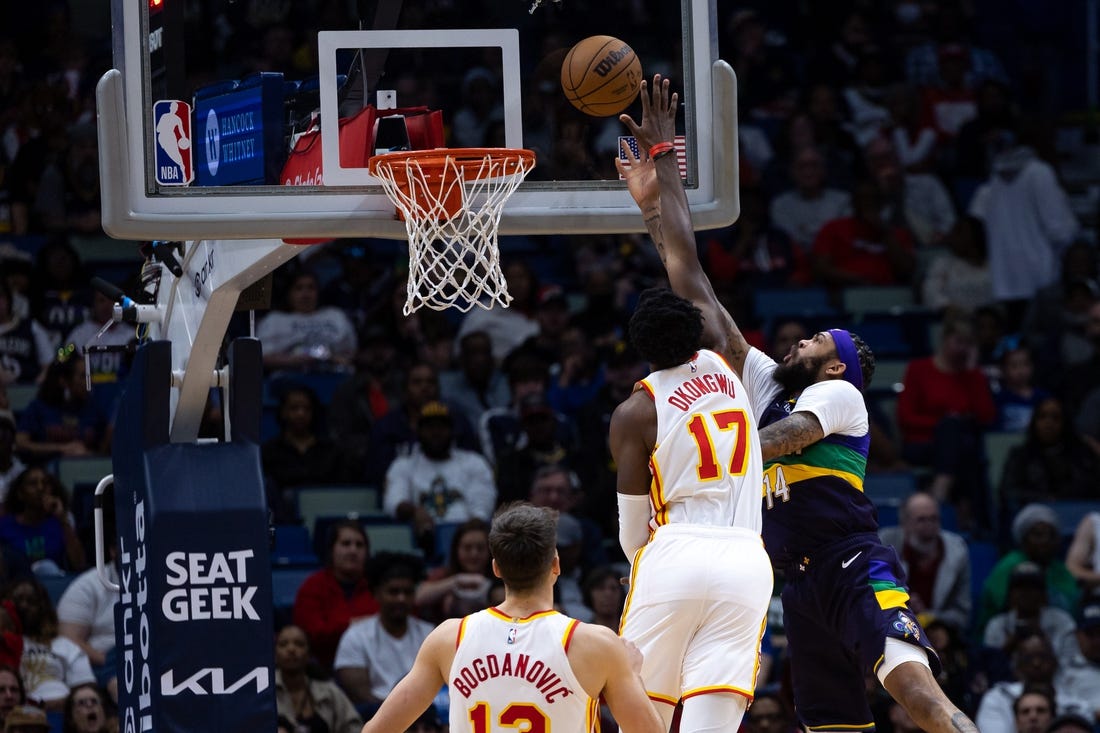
xmin=0 ymin=0 xmax=1098 ymax=732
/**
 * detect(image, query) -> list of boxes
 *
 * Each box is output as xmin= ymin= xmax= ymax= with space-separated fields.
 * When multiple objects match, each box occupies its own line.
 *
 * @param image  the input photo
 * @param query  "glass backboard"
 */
xmin=98 ymin=0 xmax=738 ymax=241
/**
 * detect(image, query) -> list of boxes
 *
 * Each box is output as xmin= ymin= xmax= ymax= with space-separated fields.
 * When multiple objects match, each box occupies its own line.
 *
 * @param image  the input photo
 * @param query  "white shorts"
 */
xmin=619 ymin=524 xmax=773 ymax=706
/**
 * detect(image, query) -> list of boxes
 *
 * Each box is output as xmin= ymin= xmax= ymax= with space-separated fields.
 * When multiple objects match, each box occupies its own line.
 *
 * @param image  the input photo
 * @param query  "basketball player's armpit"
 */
xmin=759 ymin=412 xmax=824 ymax=462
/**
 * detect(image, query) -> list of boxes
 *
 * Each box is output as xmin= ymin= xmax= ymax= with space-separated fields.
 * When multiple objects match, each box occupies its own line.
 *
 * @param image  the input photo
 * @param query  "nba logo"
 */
xmin=154 ymin=99 xmax=194 ymax=185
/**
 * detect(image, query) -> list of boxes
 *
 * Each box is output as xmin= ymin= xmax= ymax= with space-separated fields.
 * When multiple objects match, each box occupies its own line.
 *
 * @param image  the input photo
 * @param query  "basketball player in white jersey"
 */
xmin=609 ymin=227 xmax=773 ymax=725
xmin=360 ymin=502 xmax=664 ymax=733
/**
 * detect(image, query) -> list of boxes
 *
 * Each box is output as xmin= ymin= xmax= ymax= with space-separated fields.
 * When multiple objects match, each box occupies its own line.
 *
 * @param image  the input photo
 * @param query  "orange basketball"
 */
xmin=560 ymin=35 xmax=642 ymax=117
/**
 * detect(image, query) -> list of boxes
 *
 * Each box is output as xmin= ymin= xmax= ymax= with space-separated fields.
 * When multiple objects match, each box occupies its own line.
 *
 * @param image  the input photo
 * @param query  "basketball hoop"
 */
xmin=369 ymin=147 xmax=536 ymax=314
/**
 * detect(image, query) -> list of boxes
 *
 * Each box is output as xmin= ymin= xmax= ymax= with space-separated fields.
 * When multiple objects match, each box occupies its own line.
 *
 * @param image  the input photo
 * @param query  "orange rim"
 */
xmin=368 ymin=147 xmax=535 ymax=182
xmin=369 ymin=148 xmax=535 ymax=220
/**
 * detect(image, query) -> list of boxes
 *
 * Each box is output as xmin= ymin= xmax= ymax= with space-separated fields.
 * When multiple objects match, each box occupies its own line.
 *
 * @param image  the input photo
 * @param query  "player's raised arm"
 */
xmin=618 ymin=75 xmax=752 ymax=374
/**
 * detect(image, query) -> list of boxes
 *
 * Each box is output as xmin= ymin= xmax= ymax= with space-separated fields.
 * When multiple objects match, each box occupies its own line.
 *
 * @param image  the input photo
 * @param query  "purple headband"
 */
xmin=828 ymin=329 xmax=863 ymax=390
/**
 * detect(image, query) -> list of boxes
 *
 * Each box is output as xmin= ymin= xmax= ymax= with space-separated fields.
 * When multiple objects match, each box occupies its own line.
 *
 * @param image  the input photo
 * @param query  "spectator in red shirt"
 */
xmin=811 ymin=179 xmax=916 ymax=291
xmin=920 ymin=45 xmax=978 ymax=143
xmin=292 ymin=520 xmax=378 ymax=673
xmin=897 ymin=311 xmax=996 ymax=532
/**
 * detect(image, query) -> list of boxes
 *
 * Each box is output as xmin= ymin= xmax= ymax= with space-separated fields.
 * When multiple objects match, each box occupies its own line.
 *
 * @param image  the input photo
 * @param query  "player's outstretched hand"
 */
xmin=614 ymin=138 xmax=657 ymax=211
xmin=619 ymin=75 xmax=677 ymax=155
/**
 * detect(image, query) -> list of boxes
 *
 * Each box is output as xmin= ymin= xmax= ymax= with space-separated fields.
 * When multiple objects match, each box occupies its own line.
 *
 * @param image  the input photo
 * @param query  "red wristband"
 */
xmin=648 ymin=141 xmax=675 ymax=160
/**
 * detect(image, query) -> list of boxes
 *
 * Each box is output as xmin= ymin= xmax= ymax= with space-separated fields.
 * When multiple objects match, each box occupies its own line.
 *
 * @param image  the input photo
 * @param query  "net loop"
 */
xmin=368 ymin=148 xmax=536 ymax=314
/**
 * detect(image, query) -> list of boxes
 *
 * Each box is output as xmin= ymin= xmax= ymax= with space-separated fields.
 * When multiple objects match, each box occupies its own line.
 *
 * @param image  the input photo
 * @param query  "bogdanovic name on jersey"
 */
xmin=666 ymin=372 xmax=740 ymax=411
xmin=451 ymin=652 xmax=575 ymax=704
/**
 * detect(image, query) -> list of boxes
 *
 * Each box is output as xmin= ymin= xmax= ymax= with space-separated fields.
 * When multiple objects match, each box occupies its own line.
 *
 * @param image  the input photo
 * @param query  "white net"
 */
xmin=370 ymin=149 xmax=535 ymax=314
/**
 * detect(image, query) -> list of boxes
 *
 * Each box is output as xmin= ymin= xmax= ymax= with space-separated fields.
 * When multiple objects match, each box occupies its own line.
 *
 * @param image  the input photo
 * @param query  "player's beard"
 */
xmin=772 ymin=355 xmax=826 ymax=394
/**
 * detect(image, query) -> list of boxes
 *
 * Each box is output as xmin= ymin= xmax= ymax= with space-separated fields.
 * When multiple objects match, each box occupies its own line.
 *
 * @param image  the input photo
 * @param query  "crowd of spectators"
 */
xmin=0 ymin=0 xmax=1097 ymax=732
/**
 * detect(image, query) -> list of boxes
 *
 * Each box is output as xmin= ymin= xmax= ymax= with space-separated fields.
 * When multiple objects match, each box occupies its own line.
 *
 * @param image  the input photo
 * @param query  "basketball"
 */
xmin=560 ymin=35 xmax=642 ymax=117
xmin=178 ymin=137 xmax=191 ymax=150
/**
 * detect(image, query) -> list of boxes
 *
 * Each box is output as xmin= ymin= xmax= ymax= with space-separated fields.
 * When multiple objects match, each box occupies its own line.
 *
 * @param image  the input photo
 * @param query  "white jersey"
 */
xmin=638 ymin=349 xmax=763 ymax=532
xmin=448 ymin=609 xmax=598 ymax=733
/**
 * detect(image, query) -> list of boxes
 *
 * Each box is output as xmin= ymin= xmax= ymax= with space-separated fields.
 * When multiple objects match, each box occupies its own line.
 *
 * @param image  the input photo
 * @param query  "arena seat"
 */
xmin=868 ymin=359 xmax=909 ymax=395
xmin=1048 ymin=500 xmax=1100 ymax=538
xmin=864 ymin=471 xmax=917 ymax=507
xmin=40 ymin=574 xmax=78 ymax=606
xmin=296 ymin=485 xmax=380 ymax=534
xmin=841 ymin=286 xmax=915 ymax=316
xmin=752 ymin=287 xmax=834 ymax=322
xmin=271 ymin=524 xmax=319 ymax=567
xmin=363 ymin=521 xmax=420 ymax=556
xmin=55 ymin=456 xmax=114 ymax=492
xmin=271 ymin=567 xmax=316 ymax=611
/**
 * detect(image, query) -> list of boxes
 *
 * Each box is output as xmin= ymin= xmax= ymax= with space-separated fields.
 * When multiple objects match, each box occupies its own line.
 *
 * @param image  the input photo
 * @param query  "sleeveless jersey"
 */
xmin=758 ymin=394 xmax=875 ymax=569
xmin=448 ymin=608 xmax=598 ymax=733
xmin=638 ymin=349 xmax=762 ymax=532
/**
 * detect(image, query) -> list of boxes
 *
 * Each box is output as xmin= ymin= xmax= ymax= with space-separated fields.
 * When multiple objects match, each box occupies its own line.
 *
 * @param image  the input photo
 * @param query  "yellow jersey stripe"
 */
xmin=484 ymin=607 xmax=558 ymax=623
xmin=682 ymin=685 xmax=754 ymax=701
xmin=619 ymin=545 xmax=648 ymax=635
xmin=875 ymin=588 xmax=910 ymax=610
xmin=647 ymin=691 xmax=679 ymax=706
xmin=562 ymin=618 xmax=580 ymax=652
xmin=455 ymin=616 xmax=468 ymax=648
xmin=649 ymin=453 xmax=668 ymax=526
xmin=764 ymin=462 xmax=865 ymax=491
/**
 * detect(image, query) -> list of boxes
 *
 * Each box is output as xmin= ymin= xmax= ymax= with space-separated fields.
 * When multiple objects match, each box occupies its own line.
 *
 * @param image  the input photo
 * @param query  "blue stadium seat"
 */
xmin=864 ymin=471 xmax=917 ymax=507
xmin=876 ymin=504 xmax=899 ymax=528
xmin=752 ymin=287 xmax=834 ymax=322
xmin=271 ymin=567 xmax=316 ymax=611
xmin=271 ymin=525 xmax=320 ymax=567
xmin=968 ymin=540 xmax=999 ymax=626
xmin=851 ymin=318 xmax=913 ymax=358
xmin=1048 ymin=500 xmax=1100 ymax=538
xmin=940 ymin=501 xmax=958 ymax=533
xmin=40 ymin=574 xmax=78 ymax=606
xmin=433 ymin=522 xmax=462 ymax=567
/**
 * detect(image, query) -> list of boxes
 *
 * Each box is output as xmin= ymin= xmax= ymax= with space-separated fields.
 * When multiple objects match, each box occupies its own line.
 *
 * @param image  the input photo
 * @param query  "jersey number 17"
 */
xmin=686 ymin=409 xmax=749 ymax=481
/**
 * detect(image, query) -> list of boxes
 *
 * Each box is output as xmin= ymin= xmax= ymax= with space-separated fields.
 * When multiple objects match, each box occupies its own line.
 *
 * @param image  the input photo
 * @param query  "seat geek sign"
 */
xmin=115 ymin=440 xmax=276 ymax=732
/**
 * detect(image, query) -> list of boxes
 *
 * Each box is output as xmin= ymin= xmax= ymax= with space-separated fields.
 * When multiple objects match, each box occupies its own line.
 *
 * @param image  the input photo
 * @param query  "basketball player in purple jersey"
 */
xmin=618 ymin=74 xmax=980 ymax=733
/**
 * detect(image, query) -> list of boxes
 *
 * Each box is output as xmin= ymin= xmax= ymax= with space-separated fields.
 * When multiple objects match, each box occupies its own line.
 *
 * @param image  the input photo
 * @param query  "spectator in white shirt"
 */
xmin=383 ymin=401 xmax=496 ymax=549
xmin=968 ymin=131 xmax=1079 ymax=329
xmin=864 ymin=135 xmax=956 ymax=247
xmin=3 ymin=577 xmax=95 ymax=710
xmin=333 ymin=553 xmax=434 ymax=713
xmin=768 ymin=145 xmax=851 ymax=254
xmin=921 ymin=216 xmax=995 ymax=313
xmin=1058 ymin=593 xmax=1100 ymax=723
xmin=983 ymin=562 xmax=1076 ymax=656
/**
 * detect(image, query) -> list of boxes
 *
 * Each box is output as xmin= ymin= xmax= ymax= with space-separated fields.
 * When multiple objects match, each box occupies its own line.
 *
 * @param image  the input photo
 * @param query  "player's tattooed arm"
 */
xmin=758 ymin=412 xmax=825 ymax=462
xmin=950 ymin=713 xmax=978 ymax=733
xmin=642 ymin=206 xmax=666 ymax=264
